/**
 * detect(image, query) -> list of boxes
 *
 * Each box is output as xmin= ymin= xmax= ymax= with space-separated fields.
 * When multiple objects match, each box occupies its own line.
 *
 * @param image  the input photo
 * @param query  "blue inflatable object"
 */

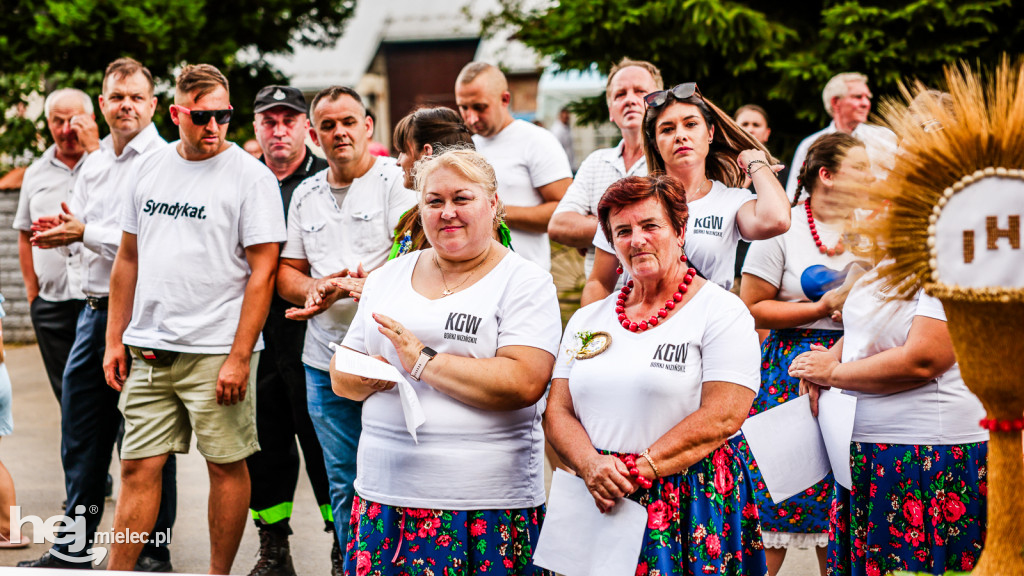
xmin=800 ymin=261 xmax=869 ymax=302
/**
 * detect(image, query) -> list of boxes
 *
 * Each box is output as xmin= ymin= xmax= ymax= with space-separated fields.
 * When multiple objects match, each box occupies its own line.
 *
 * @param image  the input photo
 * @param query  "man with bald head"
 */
xmin=455 ymin=62 xmax=572 ymax=271
xmin=14 ymin=88 xmax=96 ymax=405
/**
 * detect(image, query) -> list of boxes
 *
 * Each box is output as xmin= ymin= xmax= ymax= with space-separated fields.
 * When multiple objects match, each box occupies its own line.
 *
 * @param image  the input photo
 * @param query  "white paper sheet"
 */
xmin=329 ymin=343 xmax=426 ymax=442
xmin=533 ymin=470 xmax=648 ymax=576
xmin=741 ymin=394 xmax=831 ymax=503
xmin=816 ymin=389 xmax=858 ymax=490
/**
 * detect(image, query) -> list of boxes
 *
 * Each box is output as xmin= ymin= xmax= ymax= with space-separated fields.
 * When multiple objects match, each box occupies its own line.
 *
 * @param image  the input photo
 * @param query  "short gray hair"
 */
xmin=822 ymin=72 xmax=869 ymax=117
xmin=44 ymin=88 xmax=93 ymax=118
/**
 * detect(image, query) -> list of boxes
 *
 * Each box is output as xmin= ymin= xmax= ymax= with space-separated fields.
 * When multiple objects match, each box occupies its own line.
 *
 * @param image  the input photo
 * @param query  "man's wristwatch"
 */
xmin=410 ymin=346 xmax=437 ymax=380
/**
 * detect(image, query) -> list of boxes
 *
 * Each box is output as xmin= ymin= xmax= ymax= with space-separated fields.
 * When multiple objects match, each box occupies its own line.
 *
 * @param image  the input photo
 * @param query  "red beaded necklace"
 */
xmin=805 ymin=199 xmax=844 ymax=256
xmin=615 ymin=266 xmax=696 ymax=332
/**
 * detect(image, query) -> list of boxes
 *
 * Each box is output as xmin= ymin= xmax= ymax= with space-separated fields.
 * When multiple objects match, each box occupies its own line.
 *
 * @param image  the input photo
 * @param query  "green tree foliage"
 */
xmin=0 ymin=0 xmax=355 ymax=167
xmin=487 ymin=0 xmax=1024 ymax=159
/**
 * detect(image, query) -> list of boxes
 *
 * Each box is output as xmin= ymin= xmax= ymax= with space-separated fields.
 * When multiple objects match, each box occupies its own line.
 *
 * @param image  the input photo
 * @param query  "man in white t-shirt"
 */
xmin=102 ymin=64 xmax=285 ymax=574
xmin=276 ymin=85 xmax=416 ymax=555
xmin=548 ymin=58 xmax=662 ymax=276
xmin=550 ymin=107 xmax=576 ymax=169
xmin=20 ymin=60 xmax=177 ymax=572
xmin=785 ymin=72 xmax=896 ymax=201
xmin=14 ymin=88 xmax=94 ymax=405
xmin=455 ymin=62 xmax=573 ymax=271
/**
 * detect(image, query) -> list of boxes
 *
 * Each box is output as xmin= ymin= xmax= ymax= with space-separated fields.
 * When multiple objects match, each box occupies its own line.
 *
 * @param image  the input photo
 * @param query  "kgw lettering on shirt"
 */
xmin=142 ymin=199 xmax=207 ymax=220
xmin=444 ymin=312 xmax=481 ymax=344
xmin=691 ymin=215 xmax=724 ymax=237
xmin=650 ymin=342 xmax=688 ymax=372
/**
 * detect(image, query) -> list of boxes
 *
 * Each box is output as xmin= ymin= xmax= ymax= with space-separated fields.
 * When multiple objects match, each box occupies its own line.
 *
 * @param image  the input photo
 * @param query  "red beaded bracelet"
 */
xmin=979 ymin=418 xmax=1024 ymax=432
xmin=616 ymin=453 xmax=654 ymax=489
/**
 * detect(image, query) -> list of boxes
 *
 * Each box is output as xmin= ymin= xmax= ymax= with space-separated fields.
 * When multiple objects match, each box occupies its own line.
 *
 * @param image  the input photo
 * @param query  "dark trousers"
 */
xmin=247 ymin=306 xmax=333 ymax=533
xmin=56 ymin=306 xmax=177 ymax=560
xmin=29 ymin=297 xmax=85 ymax=404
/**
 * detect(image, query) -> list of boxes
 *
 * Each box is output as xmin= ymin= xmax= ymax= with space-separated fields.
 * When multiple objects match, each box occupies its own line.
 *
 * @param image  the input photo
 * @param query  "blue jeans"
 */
xmin=304 ymin=365 xmax=362 ymax=551
xmin=57 ymin=306 xmax=177 ymax=561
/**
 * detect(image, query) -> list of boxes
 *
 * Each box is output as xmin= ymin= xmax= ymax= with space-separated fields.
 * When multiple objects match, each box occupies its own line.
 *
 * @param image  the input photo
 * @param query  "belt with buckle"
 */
xmin=86 ymin=296 xmax=109 ymax=311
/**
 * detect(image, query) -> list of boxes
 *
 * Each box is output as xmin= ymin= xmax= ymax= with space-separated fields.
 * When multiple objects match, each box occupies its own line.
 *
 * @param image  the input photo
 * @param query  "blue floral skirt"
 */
xmin=737 ymin=328 xmax=842 ymax=543
xmin=607 ymin=439 xmax=767 ymax=575
xmin=342 ymin=494 xmax=551 ymax=576
xmin=828 ymin=441 xmax=987 ymax=576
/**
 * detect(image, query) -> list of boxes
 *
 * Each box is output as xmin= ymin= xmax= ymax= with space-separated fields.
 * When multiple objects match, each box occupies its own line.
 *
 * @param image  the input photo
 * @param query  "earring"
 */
xmin=616 ymin=263 xmax=623 ymax=275
xmin=680 ymin=246 xmax=687 ymax=263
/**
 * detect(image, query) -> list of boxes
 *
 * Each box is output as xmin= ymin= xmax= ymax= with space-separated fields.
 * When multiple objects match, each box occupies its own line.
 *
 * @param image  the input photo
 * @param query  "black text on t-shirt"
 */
xmin=691 ymin=215 xmax=724 ymax=237
xmin=650 ymin=342 xmax=689 ymax=372
xmin=444 ymin=312 xmax=482 ymax=344
xmin=143 ymin=199 xmax=208 ymax=220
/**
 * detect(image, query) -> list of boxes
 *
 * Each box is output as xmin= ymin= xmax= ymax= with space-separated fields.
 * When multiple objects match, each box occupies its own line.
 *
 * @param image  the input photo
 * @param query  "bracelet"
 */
xmin=748 ymin=164 xmax=772 ymax=177
xmin=640 ymin=449 xmax=660 ymax=479
xmin=615 ymin=453 xmax=653 ymax=489
xmin=746 ymin=159 xmax=771 ymax=176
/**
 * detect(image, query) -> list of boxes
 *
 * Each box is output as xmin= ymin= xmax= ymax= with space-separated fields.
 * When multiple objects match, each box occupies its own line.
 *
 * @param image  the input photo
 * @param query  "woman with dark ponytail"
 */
xmin=737 ymin=132 xmax=872 ymax=576
xmin=389 ymin=107 xmax=512 ymax=259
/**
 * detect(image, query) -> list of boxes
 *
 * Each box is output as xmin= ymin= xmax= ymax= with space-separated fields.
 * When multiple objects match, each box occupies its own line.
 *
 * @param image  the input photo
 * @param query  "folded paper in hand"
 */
xmin=534 ymin=470 xmax=648 ymax=576
xmin=328 ymin=342 xmax=426 ymax=442
xmin=740 ymin=389 xmax=857 ymax=502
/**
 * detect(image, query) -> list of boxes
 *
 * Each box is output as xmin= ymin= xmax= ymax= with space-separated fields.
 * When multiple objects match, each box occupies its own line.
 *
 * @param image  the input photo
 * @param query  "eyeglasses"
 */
xmin=644 ymin=83 xmax=701 ymax=108
xmin=173 ymin=105 xmax=233 ymax=125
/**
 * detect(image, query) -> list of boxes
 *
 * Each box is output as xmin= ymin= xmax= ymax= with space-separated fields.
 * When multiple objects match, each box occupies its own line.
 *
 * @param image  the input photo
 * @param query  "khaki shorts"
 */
xmin=119 ymin=351 xmax=260 ymax=464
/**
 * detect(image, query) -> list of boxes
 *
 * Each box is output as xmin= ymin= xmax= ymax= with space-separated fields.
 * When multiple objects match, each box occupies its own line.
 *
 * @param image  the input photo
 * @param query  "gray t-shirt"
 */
xmin=330 ymin=185 xmax=350 ymax=209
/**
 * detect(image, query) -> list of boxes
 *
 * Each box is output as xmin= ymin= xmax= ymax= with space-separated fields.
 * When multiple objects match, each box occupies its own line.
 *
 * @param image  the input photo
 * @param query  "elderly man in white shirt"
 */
xmin=13 ymin=88 xmax=95 ymax=404
xmin=21 ymin=58 xmax=177 ymax=572
xmin=547 ymin=58 xmax=663 ymax=276
xmin=275 ymin=85 xmax=416 ymax=560
xmin=785 ymin=72 xmax=896 ymax=201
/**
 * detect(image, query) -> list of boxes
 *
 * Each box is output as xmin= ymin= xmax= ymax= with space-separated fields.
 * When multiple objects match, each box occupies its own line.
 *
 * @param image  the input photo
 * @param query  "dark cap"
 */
xmin=254 ymin=85 xmax=308 ymax=114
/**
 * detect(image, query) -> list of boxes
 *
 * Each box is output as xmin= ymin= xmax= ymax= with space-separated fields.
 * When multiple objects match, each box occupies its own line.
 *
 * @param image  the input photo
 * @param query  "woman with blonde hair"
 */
xmin=332 ymin=149 xmax=561 ymax=575
xmin=389 ymin=107 xmax=511 ymax=259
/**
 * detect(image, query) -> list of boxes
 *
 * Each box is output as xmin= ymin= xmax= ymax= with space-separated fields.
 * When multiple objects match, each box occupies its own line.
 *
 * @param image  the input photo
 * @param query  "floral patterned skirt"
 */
xmin=607 ymin=439 xmax=767 ymax=575
xmin=342 ymin=494 xmax=551 ymax=576
xmin=828 ymin=441 xmax=987 ymax=576
xmin=738 ymin=328 xmax=842 ymax=543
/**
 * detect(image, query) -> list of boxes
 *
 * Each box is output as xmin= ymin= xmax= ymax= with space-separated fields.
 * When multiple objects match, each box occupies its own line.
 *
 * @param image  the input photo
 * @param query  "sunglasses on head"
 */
xmin=173 ymin=105 xmax=233 ymax=125
xmin=644 ymin=83 xmax=701 ymax=108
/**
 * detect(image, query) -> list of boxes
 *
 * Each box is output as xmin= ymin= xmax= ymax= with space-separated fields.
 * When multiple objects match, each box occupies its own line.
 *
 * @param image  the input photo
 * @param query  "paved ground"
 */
xmin=0 ymin=344 xmax=823 ymax=574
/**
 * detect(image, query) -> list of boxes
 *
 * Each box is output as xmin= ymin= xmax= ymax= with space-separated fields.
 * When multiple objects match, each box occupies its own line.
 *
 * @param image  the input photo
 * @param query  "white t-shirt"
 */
xmin=281 ymin=157 xmax=417 ymax=371
xmin=70 ymin=124 xmax=167 ymax=297
xmin=13 ymin=145 xmax=86 ymax=302
xmin=553 ymin=141 xmax=647 ymax=275
xmin=743 ymin=204 xmax=868 ymax=330
xmin=553 ymin=283 xmax=760 ymax=453
xmin=121 ymin=143 xmax=286 ymax=353
xmin=342 ymin=250 xmax=562 ymax=509
xmin=473 ymin=119 xmax=573 ymax=271
xmin=840 ymin=272 xmax=987 ymax=444
xmin=594 ymin=180 xmax=755 ymax=290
